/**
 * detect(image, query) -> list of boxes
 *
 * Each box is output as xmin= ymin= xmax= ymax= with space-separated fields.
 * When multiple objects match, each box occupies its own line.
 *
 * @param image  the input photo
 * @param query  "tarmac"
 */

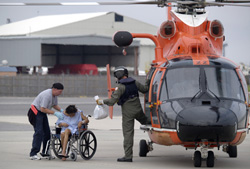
xmin=0 ymin=97 xmax=250 ymax=169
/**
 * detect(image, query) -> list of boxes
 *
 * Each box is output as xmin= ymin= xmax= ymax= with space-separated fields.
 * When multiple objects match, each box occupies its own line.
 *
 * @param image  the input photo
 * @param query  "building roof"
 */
xmin=0 ymin=12 xmax=157 ymax=46
xmin=0 ymin=12 xmax=109 ymax=36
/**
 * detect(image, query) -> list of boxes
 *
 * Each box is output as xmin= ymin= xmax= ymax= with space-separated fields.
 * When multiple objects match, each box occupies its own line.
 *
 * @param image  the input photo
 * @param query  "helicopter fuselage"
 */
xmin=143 ymin=58 xmax=248 ymax=148
xmin=139 ymin=10 xmax=249 ymax=148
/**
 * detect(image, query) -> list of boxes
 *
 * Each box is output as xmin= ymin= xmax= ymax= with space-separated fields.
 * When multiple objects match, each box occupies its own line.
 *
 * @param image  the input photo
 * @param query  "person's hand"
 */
xmin=96 ymin=99 xmax=104 ymax=105
xmin=60 ymin=123 xmax=69 ymax=127
xmin=60 ymin=108 xmax=64 ymax=113
xmin=54 ymin=111 xmax=64 ymax=120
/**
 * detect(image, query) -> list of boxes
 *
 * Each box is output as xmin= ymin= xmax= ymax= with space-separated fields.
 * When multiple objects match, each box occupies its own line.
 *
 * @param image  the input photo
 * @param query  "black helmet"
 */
xmin=114 ymin=66 xmax=128 ymax=80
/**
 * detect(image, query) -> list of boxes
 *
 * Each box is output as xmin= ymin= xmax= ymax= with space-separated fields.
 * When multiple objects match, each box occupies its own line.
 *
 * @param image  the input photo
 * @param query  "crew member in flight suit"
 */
xmin=96 ymin=66 xmax=150 ymax=162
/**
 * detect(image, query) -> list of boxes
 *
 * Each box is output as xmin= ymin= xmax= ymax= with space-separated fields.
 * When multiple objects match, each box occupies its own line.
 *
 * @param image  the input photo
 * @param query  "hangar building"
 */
xmin=0 ymin=12 xmax=158 ymax=75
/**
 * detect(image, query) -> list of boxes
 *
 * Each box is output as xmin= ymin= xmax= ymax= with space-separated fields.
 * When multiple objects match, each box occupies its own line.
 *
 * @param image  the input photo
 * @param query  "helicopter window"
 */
xmin=166 ymin=67 xmax=200 ymax=99
xmin=237 ymin=69 xmax=249 ymax=103
xmin=152 ymin=71 xmax=163 ymax=102
xmin=205 ymin=67 xmax=245 ymax=101
xmin=160 ymin=79 xmax=168 ymax=101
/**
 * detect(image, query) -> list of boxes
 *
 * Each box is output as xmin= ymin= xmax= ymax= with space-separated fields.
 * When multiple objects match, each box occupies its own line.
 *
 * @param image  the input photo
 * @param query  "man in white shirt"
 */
xmin=29 ymin=83 xmax=64 ymax=160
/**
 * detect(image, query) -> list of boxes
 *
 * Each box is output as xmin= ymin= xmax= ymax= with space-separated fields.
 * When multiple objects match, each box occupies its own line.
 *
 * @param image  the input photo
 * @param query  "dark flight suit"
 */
xmin=103 ymin=77 xmax=150 ymax=159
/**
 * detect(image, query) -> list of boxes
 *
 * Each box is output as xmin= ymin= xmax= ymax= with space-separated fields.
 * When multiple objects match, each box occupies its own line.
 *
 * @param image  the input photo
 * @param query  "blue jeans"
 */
xmin=30 ymin=111 xmax=51 ymax=156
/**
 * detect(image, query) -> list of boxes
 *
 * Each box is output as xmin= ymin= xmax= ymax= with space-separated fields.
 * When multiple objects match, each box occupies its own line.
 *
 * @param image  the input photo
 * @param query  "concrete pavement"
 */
xmin=0 ymin=97 xmax=250 ymax=169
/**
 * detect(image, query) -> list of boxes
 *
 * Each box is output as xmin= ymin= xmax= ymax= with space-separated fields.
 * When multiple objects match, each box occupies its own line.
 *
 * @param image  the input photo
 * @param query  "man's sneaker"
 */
xmin=30 ymin=155 xmax=41 ymax=160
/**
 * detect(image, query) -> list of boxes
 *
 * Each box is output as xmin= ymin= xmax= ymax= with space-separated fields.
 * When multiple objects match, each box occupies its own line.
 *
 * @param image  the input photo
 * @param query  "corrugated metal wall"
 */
xmin=0 ymin=74 xmax=147 ymax=97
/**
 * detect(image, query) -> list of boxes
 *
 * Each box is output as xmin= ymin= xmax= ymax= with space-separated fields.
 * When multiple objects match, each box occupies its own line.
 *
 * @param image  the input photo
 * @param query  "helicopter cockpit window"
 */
xmin=166 ymin=67 xmax=200 ymax=99
xmin=205 ymin=67 xmax=245 ymax=101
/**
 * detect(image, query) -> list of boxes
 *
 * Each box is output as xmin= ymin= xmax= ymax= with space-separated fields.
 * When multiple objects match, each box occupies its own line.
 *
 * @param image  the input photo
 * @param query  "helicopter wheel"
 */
xmin=193 ymin=151 xmax=202 ymax=167
xmin=206 ymin=151 xmax=214 ymax=167
xmin=227 ymin=145 xmax=237 ymax=158
xmin=139 ymin=139 xmax=149 ymax=157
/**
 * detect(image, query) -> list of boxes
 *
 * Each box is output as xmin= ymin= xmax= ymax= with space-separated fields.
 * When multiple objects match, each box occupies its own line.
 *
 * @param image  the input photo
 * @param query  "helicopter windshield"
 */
xmin=163 ymin=67 xmax=245 ymax=101
xmin=205 ymin=67 xmax=245 ymax=101
xmin=166 ymin=67 xmax=200 ymax=99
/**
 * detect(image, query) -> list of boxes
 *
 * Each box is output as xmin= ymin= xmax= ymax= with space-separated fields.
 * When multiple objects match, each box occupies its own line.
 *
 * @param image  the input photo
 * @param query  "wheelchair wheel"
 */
xmin=70 ymin=151 xmax=77 ymax=161
xmin=78 ymin=130 xmax=97 ymax=160
xmin=51 ymin=136 xmax=62 ymax=159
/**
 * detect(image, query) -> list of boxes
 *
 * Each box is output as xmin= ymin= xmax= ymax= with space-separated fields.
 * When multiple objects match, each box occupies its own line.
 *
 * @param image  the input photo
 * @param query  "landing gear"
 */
xmin=223 ymin=145 xmax=237 ymax=158
xmin=193 ymin=149 xmax=215 ymax=167
xmin=206 ymin=151 xmax=215 ymax=167
xmin=227 ymin=145 xmax=237 ymax=158
xmin=194 ymin=151 xmax=202 ymax=167
xmin=139 ymin=139 xmax=153 ymax=157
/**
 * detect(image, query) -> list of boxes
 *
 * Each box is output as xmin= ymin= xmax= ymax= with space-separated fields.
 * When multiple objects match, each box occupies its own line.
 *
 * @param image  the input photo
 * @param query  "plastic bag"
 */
xmin=93 ymin=105 xmax=108 ymax=120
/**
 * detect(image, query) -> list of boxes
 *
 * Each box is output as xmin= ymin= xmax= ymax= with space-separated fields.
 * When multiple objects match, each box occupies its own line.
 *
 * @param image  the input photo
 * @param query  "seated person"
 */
xmin=56 ymin=105 xmax=89 ymax=161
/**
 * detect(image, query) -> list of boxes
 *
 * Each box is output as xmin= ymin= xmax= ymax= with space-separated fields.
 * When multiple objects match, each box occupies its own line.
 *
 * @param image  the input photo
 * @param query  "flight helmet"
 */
xmin=114 ymin=66 xmax=128 ymax=80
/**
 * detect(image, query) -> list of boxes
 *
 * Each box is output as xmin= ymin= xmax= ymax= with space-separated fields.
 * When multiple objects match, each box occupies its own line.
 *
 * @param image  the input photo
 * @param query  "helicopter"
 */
xmin=107 ymin=0 xmax=250 ymax=167
xmin=1 ymin=0 xmax=250 ymax=167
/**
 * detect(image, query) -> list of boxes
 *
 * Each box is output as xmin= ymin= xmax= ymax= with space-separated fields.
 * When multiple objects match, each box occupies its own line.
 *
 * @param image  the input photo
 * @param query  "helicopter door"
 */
xmin=149 ymin=68 xmax=165 ymax=127
xmin=145 ymin=67 xmax=156 ymax=122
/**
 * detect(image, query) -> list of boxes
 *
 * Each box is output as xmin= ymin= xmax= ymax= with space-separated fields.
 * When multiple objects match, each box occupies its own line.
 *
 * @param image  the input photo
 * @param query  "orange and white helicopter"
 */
xmin=1 ymin=0 xmax=250 ymax=167
xmin=108 ymin=0 xmax=250 ymax=167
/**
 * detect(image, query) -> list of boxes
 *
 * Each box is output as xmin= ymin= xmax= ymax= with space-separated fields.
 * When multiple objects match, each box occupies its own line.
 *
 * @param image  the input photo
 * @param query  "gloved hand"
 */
xmin=60 ymin=108 xmax=64 ymax=113
xmin=54 ymin=111 xmax=64 ymax=120
xmin=96 ymin=99 xmax=104 ymax=105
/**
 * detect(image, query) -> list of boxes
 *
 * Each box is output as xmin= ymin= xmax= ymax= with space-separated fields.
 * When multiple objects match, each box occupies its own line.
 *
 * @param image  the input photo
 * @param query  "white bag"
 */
xmin=93 ymin=105 xmax=108 ymax=120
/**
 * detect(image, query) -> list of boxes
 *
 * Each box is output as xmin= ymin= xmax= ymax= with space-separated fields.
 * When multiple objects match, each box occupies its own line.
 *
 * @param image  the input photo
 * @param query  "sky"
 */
xmin=0 ymin=0 xmax=250 ymax=66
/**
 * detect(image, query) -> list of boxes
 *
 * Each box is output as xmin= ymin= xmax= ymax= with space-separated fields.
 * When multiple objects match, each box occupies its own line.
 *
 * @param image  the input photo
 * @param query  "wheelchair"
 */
xmin=45 ymin=120 xmax=97 ymax=161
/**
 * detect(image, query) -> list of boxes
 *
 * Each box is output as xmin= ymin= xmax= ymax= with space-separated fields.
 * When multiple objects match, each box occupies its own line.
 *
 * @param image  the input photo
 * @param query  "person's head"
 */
xmin=65 ymin=105 xmax=77 ymax=117
xmin=114 ymin=66 xmax=128 ymax=80
xmin=52 ymin=83 xmax=64 ymax=96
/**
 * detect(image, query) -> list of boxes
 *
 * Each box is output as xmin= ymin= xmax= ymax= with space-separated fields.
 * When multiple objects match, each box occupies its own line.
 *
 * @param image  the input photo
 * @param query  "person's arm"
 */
xmin=136 ymin=79 xmax=150 ymax=94
xmin=80 ymin=111 xmax=89 ymax=124
xmin=41 ymin=105 xmax=64 ymax=120
xmin=58 ymin=122 xmax=69 ymax=128
xmin=53 ymin=105 xmax=62 ymax=112
xmin=40 ymin=107 xmax=55 ymax=114
xmin=103 ymin=84 xmax=125 ymax=106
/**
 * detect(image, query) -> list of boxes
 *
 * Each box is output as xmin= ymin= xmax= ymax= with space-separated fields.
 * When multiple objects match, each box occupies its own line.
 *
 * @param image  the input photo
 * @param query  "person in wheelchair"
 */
xmin=56 ymin=105 xmax=89 ymax=161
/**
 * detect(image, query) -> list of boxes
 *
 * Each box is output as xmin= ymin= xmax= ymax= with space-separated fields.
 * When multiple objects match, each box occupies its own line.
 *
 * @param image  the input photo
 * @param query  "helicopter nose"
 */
xmin=176 ymin=106 xmax=237 ymax=142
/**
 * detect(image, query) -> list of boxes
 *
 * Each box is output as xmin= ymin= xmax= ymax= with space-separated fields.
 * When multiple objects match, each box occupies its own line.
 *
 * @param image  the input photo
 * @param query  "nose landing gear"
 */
xmin=193 ymin=143 xmax=215 ymax=167
xmin=193 ymin=150 xmax=215 ymax=167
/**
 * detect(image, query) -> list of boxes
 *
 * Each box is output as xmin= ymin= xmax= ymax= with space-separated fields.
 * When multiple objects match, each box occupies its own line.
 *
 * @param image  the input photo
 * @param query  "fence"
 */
xmin=0 ymin=74 xmax=249 ymax=97
xmin=0 ymin=74 xmax=147 ymax=97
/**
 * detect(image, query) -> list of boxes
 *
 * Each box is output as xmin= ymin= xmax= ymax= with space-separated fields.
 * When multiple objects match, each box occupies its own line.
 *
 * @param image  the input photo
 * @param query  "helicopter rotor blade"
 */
xmin=0 ymin=1 xmax=174 ymax=6
xmin=214 ymin=0 xmax=250 ymax=3
xmin=0 ymin=0 xmax=250 ymax=8
xmin=205 ymin=2 xmax=250 ymax=7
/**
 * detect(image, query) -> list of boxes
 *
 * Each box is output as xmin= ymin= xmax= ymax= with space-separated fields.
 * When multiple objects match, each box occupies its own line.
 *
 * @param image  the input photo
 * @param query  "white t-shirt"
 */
xmin=32 ymin=89 xmax=58 ymax=111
